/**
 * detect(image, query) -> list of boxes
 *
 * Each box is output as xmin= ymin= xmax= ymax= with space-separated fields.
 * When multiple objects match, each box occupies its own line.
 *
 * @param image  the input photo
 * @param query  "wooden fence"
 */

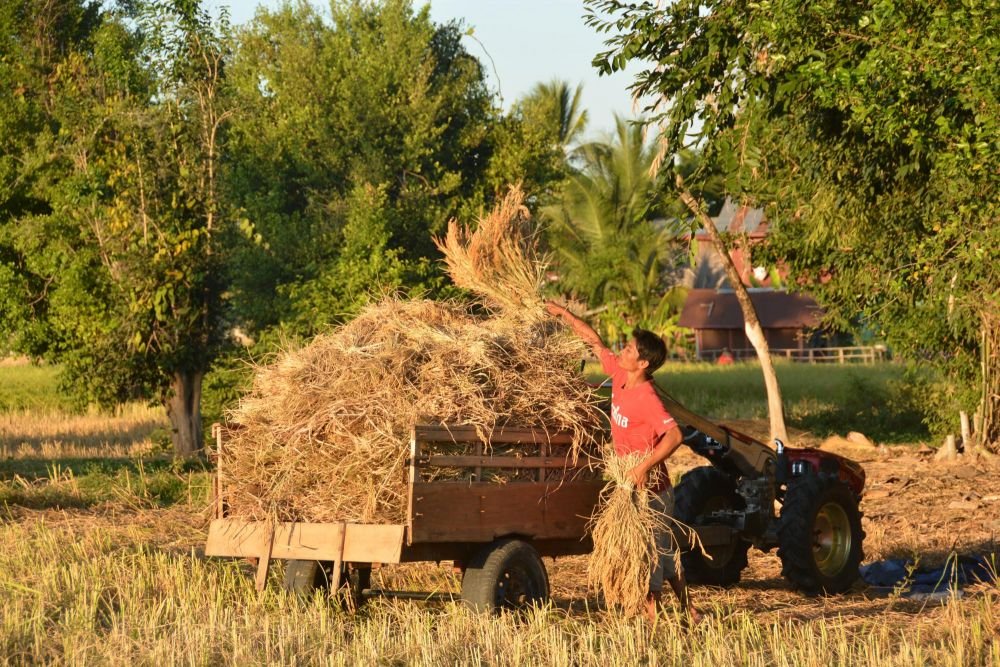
xmin=701 ymin=346 xmax=889 ymax=364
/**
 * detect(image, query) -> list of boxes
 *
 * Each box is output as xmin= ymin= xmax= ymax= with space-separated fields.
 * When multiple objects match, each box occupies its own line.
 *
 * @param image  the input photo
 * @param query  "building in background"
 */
xmin=679 ymin=199 xmax=831 ymax=360
xmin=678 ymin=288 xmax=824 ymax=359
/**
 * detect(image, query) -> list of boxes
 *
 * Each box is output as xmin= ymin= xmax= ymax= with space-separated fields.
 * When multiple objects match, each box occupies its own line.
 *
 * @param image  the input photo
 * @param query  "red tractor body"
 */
xmin=655 ymin=388 xmax=868 ymax=594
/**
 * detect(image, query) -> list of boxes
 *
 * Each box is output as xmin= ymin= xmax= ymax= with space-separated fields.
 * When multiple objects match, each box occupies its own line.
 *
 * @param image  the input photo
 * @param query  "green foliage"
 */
xmin=222 ymin=0 xmax=506 ymax=337
xmin=0 ymin=0 xmax=106 ymax=359
xmin=485 ymin=79 xmax=586 ymax=207
xmin=199 ymin=351 xmax=254 ymax=439
xmin=280 ymin=183 xmax=411 ymax=329
xmin=522 ymin=80 xmax=589 ymax=148
xmin=791 ymin=368 xmax=927 ymax=445
xmin=587 ymin=0 xmax=1000 ymax=440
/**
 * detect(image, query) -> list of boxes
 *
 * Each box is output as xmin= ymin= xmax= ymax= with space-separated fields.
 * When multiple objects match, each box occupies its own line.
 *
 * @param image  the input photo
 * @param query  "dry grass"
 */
xmin=0 ymin=403 xmax=164 ymax=457
xmin=434 ymin=186 xmax=547 ymax=316
xmin=221 ymin=302 xmax=604 ymax=524
xmin=1 ymin=510 xmax=997 ymax=666
xmin=3 ymin=379 xmax=1000 ymax=664
xmin=221 ymin=192 xmax=604 ymax=524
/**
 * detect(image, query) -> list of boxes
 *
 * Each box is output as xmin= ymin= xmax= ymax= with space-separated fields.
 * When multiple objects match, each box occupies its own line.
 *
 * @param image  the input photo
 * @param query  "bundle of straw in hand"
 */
xmin=587 ymin=451 xmax=672 ymax=617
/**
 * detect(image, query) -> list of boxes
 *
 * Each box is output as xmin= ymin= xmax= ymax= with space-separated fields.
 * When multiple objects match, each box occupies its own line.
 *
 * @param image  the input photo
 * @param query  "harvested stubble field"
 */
xmin=1 ymin=362 xmax=999 ymax=666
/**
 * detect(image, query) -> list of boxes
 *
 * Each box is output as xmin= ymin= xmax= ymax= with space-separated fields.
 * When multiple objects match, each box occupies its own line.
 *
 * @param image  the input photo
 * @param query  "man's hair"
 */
xmin=632 ymin=327 xmax=667 ymax=376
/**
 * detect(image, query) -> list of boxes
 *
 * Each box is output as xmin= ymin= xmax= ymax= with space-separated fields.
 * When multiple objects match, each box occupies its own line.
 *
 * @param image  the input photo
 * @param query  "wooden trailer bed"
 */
xmin=205 ymin=423 xmax=605 ymax=607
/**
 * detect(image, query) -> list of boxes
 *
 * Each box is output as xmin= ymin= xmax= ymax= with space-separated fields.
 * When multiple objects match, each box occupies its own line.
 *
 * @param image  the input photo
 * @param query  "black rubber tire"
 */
xmin=778 ymin=474 xmax=865 ymax=594
xmin=460 ymin=539 xmax=549 ymax=613
xmin=282 ymin=560 xmax=371 ymax=609
xmin=673 ymin=466 xmax=751 ymax=587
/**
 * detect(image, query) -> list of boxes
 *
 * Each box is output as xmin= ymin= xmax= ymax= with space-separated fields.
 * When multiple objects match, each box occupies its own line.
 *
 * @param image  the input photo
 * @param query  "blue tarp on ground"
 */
xmin=860 ymin=555 xmax=996 ymax=597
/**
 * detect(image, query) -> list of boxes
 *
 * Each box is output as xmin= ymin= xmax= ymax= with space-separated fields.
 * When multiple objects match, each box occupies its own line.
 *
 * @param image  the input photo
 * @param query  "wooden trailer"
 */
xmin=205 ymin=423 xmax=605 ymax=612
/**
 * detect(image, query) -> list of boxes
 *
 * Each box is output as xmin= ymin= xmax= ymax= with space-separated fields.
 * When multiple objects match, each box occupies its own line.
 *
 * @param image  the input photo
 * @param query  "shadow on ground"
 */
xmin=0 ymin=419 xmax=165 ymax=451
xmin=0 ymin=456 xmax=212 ymax=512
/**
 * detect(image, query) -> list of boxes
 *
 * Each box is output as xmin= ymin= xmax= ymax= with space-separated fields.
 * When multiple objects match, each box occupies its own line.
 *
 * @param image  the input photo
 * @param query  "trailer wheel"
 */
xmin=674 ymin=466 xmax=751 ymax=587
xmin=778 ymin=474 xmax=864 ymax=594
xmin=282 ymin=560 xmax=371 ymax=609
xmin=461 ymin=539 xmax=548 ymax=613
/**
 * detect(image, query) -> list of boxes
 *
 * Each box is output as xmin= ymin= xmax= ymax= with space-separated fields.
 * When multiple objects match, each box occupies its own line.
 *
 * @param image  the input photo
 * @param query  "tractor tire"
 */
xmin=461 ymin=539 xmax=549 ymax=613
xmin=673 ymin=466 xmax=751 ymax=587
xmin=282 ymin=560 xmax=371 ymax=609
xmin=778 ymin=473 xmax=864 ymax=594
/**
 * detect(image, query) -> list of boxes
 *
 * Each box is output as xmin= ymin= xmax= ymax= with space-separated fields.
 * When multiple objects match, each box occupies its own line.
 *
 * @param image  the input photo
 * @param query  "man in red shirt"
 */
xmin=546 ymin=302 xmax=700 ymax=623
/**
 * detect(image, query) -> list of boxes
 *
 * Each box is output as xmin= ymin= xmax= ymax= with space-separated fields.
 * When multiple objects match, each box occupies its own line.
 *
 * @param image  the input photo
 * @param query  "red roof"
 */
xmin=678 ymin=289 xmax=823 ymax=330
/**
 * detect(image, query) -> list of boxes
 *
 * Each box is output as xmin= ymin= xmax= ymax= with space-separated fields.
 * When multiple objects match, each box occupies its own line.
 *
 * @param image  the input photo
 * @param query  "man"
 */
xmin=545 ymin=301 xmax=700 ymax=624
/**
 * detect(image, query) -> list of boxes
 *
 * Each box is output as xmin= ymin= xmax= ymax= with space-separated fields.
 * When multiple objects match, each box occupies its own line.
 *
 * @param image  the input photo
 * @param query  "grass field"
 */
xmin=1 ymin=361 xmax=997 ymax=665
xmin=639 ymin=360 xmax=923 ymax=444
xmin=0 ymin=363 xmax=72 ymax=413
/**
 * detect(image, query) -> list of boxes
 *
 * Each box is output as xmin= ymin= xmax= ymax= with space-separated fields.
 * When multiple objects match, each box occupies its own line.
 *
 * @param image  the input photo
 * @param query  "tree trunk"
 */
xmin=677 ymin=176 xmax=789 ymax=444
xmin=980 ymin=310 xmax=999 ymax=453
xmin=166 ymin=369 xmax=205 ymax=458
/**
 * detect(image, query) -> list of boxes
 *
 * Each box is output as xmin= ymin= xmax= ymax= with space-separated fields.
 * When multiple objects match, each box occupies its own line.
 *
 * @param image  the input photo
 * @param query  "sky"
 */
xmin=206 ymin=0 xmax=647 ymax=140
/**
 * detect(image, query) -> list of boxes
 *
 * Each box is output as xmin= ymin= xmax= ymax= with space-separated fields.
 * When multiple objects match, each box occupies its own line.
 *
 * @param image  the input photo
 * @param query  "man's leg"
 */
xmin=659 ymin=487 xmax=702 ymax=623
xmin=666 ymin=571 xmax=702 ymax=624
xmin=645 ymin=589 xmax=662 ymax=623
xmin=647 ymin=489 xmax=670 ymax=623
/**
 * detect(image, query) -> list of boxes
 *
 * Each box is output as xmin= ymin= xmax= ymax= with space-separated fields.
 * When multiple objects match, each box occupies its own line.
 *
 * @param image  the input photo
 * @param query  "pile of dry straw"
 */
xmin=221 ymin=189 xmax=604 ymax=524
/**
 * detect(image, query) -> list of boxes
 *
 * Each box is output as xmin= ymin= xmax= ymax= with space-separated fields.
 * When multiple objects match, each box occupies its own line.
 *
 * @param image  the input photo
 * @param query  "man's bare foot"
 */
xmin=644 ymin=591 xmax=662 ymax=624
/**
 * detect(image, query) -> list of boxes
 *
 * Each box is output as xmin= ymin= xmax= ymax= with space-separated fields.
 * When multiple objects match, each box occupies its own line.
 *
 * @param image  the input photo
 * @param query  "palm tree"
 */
xmin=520 ymin=80 xmax=589 ymax=149
xmin=543 ymin=116 xmax=686 ymax=338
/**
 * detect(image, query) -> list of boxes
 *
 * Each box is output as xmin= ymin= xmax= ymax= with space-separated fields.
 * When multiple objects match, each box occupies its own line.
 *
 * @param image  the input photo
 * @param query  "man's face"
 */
xmin=618 ymin=337 xmax=649 ymax=373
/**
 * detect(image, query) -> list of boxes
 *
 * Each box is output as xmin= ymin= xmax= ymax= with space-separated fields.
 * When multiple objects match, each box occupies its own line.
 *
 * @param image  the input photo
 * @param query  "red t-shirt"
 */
xmin=600 ymin=347 xmax=678 ymax=490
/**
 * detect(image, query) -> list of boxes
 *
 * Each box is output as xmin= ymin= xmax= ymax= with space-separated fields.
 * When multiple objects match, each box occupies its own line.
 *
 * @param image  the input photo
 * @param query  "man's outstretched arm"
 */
xmin=545 ymin=301 xmax=607 ymax=357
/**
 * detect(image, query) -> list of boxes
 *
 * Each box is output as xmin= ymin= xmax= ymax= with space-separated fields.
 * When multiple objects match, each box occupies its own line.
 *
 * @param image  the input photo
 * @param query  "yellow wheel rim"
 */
xmin=814 ymin=502 xmax=852 ymax=577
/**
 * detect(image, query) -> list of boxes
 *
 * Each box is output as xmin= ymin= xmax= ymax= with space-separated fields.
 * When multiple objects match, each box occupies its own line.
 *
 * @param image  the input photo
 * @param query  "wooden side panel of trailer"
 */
xmin=406 ymin=424 xmax=604 ymax=545
xmin=408 ymin=480 xmax=603 ymax=544
xmin=205 ymin=520 xmax=406 ymax=563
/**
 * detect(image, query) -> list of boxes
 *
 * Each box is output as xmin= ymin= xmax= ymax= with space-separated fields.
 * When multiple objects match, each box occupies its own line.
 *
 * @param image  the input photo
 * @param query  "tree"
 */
xmin=753 ymin=3 xmax=999 ymax=450
xmin=222 ymin=0 xmax=502 ymax=335
xmin=587 ymin=0 xmax=999 ymax=448
xmin=675 ymin=174 xmax=790 ymax=444
xmin=0 ymin=0 xmax=234 ymax=457
xmin=0 ymin=0 xmax=103 ymax=355
xmin=588 ymin=1 xmax=792 ymax=443
xmin=484 ymin=80 xmax=588 ymax=209
xmin=521 ymin=80 xmax=589 ymax=148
